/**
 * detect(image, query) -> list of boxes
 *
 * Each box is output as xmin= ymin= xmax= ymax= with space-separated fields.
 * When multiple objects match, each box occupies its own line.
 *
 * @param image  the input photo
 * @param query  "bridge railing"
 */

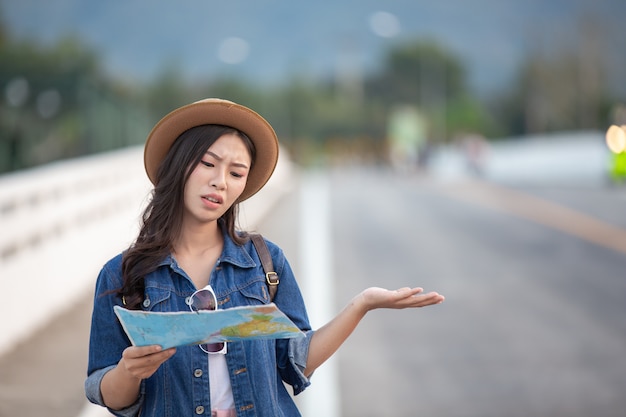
xmin=0 ymin=145 xmax=292 ymax=356
xmin=0 ymin=148 xmax=149 ymax=260
xmin=0 ymin=146 xmax=151 ymax=356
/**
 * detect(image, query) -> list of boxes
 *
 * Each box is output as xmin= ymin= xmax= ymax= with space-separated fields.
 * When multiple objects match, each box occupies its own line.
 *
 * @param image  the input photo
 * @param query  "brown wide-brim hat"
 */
xmin=144 ymin=98 xmax=279 ymax=202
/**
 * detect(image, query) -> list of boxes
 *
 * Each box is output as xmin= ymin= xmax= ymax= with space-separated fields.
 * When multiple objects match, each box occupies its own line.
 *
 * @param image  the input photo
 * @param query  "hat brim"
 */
xmin=144 ymin=98 xmax=279 ymax=202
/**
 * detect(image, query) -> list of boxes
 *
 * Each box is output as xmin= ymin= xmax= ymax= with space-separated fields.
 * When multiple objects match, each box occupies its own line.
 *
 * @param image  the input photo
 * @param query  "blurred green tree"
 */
xmin=489 ymin=14 xmax=619 ymax=137
xmin=364 ymin=39 xmax=494 ymax=143
xmin=0 ymin=32 xmax=150 ymax=173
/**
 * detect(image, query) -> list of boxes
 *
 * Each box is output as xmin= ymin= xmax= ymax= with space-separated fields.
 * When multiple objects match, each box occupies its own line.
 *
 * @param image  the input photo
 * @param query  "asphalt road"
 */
xmin=2 ymin=164 xmax=626 ymax=417
xmin=260 ymin=165 xmax=626 ymax=417
xmin=324 ymin=166 xmax=626 ymax=417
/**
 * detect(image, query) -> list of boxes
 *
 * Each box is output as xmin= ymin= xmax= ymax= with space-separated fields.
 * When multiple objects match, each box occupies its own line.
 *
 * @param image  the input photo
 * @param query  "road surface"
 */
xmin=2 ymin=160 xmax=625 ymax=417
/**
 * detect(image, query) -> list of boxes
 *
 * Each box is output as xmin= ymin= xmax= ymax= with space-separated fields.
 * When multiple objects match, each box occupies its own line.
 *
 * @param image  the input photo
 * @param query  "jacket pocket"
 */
xmin=142 ymin=287 xmax=172 ymax=312
xmin=237 ymin=278 xmax=270 ymax=305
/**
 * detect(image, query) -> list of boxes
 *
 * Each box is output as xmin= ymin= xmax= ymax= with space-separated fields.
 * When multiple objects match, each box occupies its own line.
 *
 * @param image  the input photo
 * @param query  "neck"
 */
xmin=174 ymin=219 xmax=222 ymax=257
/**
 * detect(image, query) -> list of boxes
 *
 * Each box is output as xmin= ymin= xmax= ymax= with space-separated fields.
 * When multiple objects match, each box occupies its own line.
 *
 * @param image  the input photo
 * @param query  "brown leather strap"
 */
xmin=250 ymin=234 xmax=279 ymax=301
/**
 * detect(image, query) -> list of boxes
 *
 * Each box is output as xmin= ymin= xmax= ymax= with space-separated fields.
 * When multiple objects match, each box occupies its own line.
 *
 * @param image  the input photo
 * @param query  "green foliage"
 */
xmin=367 ymin=39 xmax=466 ymax=106
xmin=361 ymin=39 xmax=497 ymax=146
xmin=446 ymin=94 xmax=500 ymax=139
xmin=0 ymin=35 xmax=152 ymax=173
xmin=488 ymin=17 xmax=620 ymax=137
xmin=0 ymin=14 xmax=621 ymax=173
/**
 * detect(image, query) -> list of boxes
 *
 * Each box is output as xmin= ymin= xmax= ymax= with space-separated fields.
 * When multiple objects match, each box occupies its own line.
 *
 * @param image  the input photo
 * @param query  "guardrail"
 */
xmin=0 ymin=146 xmax=151 ymax=356
xmin=0 ymin=148 xmax=149 ymax=261
xmin=0 ymin=145 xmax=292 ymax=357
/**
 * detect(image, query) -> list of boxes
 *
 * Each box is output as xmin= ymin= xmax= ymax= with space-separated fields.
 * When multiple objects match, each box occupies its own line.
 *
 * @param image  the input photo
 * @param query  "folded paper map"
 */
xmin=114 ymin=304 xmax=305 ymax=350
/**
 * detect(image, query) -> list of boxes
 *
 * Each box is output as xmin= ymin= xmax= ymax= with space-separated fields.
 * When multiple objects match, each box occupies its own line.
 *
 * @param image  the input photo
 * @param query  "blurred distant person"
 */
xmin=461 ymin=133 xmax=488 ymax=176
xmin=85 ymin=98 xmax=445 ymax=417
xmin=387 ymin=105 xmax=428 ymax=173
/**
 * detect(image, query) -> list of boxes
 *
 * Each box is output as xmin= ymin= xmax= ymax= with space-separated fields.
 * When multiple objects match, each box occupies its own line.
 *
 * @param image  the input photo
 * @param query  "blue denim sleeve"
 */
xmin=264 ymin=238 xmax=316 ymax=395
xmin=85 ymin=254 xmax=145 ymax=416
xmin=288 ymin=330 xmax=315 ymax=395
xmin=85 ymin=365 xmax=145 ymax=417
xmin=276 ymin=330 xmax=315 ymax=395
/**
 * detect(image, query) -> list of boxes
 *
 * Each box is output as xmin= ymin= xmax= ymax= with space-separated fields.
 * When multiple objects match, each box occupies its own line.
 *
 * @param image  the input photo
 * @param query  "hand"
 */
xmin=119 ymin=345 xmax=176 ymax=380
xmin=359 ymin=287 xmax=444 ymax=312
xmin=304 ymin=286 xmax=445 ymax=375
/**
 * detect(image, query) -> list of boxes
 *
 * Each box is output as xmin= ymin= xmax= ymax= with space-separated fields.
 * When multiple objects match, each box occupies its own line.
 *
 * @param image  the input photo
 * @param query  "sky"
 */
xmin=2 ymin=0 xmax=625 ymax=95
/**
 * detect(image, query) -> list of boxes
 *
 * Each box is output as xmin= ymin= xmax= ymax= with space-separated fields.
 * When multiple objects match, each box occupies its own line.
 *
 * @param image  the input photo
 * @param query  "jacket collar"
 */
xmin=157 ymin=225 xmax=255 ymax=270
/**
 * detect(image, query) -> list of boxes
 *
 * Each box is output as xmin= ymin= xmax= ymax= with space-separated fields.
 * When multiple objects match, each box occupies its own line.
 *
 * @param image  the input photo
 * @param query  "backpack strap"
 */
xmin=250 ymin=234 xmax=279 ymax=302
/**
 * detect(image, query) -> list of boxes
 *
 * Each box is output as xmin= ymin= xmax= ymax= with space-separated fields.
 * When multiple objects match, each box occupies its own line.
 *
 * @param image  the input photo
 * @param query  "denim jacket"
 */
xmin=85 ymin=233 xmax=313 ymax=417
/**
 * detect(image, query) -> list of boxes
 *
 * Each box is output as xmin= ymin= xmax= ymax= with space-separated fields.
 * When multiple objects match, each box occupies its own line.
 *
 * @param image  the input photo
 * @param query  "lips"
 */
xmin=202 ymin=193 xmax=223 ymax=205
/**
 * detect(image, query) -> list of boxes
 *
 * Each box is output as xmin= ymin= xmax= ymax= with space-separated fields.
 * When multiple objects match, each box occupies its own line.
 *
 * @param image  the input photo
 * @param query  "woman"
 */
xmin=85 ymin=98 xmax=445 ymax=417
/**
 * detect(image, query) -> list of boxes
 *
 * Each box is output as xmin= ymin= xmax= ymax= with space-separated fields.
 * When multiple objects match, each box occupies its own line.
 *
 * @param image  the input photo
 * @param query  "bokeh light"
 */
xmin=5 ymin=77 xmax=30 ymax=108
xmin=369 ymin=11 xmax=400 ymax=38
xmin=218 ymin=37 xmax=250 ymax=65
xmin=606 ymin=124 xmax=626 ymax=154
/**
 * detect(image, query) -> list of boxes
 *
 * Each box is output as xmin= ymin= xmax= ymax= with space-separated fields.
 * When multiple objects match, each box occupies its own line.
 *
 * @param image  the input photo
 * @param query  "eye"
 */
xmin=200 ymin=160 xmax=214 ymax=168
xmin=230 ymin=171 xmax=245 ymax=179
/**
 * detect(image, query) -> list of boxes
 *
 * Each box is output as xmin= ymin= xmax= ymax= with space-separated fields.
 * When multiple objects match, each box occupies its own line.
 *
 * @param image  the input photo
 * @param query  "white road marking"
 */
xmin=299 ymin=171 xmax=340 ymax=417
xmin=77 ymin=402 xmax=112 ymax=417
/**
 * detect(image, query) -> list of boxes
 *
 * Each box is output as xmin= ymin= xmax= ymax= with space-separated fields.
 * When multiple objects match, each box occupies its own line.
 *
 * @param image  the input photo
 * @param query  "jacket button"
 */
xmin=142 ymin=299 xmax=151 ymax=308
xmin=195 ymin=405 xmax=204 ymax=414
xmin=194 ymin=369 xmax=203 ymax=377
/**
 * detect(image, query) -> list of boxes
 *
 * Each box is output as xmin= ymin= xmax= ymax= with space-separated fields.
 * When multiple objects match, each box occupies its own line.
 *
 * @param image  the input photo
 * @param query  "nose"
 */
xmin=210 ymin=167 xmax=227 ymax=190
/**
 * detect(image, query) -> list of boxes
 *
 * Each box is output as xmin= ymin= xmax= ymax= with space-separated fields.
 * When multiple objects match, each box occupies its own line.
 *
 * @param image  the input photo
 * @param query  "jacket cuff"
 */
xmin=288 ymin=329 xmax=315 ymax=395
xmin=85 ymin=365 xmax=144 ymax=417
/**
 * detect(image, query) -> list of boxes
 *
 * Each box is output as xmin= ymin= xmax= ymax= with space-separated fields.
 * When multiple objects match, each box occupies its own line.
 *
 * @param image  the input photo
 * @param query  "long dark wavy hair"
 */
xmin=119 ymin=124 xmax=256 ymax=309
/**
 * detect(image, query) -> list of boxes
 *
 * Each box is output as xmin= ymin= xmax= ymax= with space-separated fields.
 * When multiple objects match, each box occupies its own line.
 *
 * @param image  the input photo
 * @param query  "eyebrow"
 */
xmin=205 ymin=150 xmax=250 ymax=169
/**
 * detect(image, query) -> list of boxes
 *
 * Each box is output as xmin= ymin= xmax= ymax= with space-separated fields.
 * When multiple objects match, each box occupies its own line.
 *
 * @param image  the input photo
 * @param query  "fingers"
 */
xmin=395 ymin=290 xmax=444 ymax=308
xmin=396 ymin=287 xmax=433 ymax=303
xmin=412 ymin=291 xmax=445 ymax=307
xmin=396 ymin=287 xmax=423 ymax=296
xmin=124 ymin=345 xmax=163 ymax=359
xmin=121 ymin=345 xmax=176 ymax=380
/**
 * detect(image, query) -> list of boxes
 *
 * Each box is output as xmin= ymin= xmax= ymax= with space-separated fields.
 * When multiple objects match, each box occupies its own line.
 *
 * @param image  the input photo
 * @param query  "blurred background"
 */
xmin=1 ymin=1 xmax=626 ymax=416
xmin=1 ymin=0 xmax=626 ymax=171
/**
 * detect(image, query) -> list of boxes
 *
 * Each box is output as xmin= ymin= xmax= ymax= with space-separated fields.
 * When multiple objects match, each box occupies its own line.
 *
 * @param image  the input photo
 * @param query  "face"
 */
xmin=182 ymin=133 xmax=252 ymax=225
